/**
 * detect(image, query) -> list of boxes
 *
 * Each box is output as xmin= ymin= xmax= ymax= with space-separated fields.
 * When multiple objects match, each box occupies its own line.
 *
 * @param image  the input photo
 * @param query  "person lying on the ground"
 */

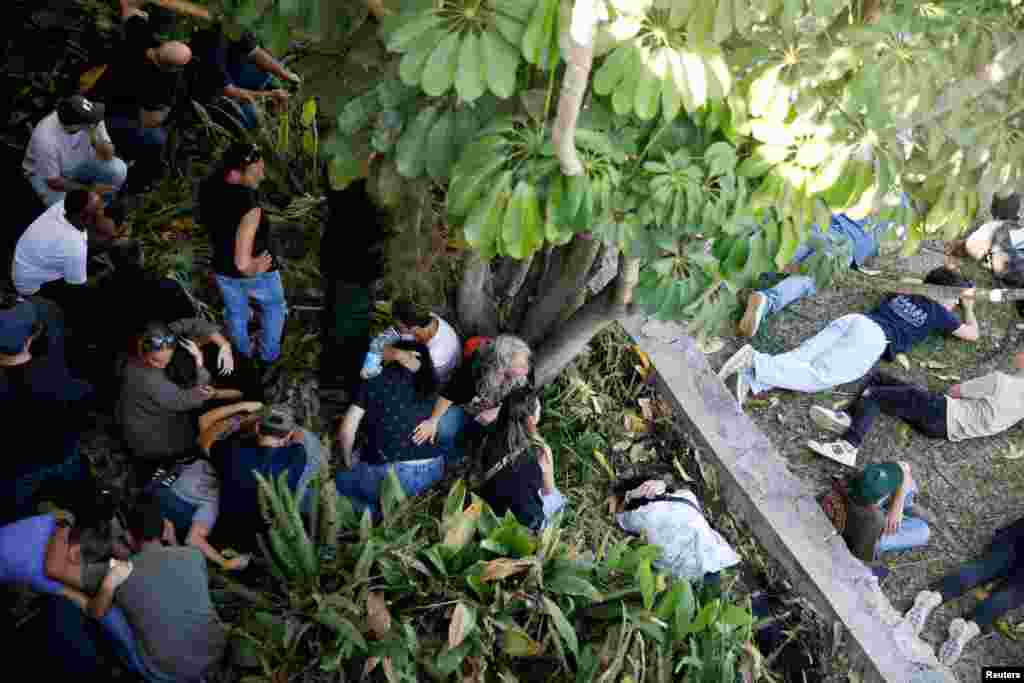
xmin=335 ymin=341 xmax=447 ymax=517
xmin=476 ymin=389 xmax=567 ymax=531
xmin=116 ymin=320 xmax=238 ymax=469
xmin=718 ymin=266 xmax=980 ymax=408
xmin=806 ymin=353 xmax=1024 ymax=465
xmin=609 ymin=475 xmax=740 ymax=584
xmin=898 ymin=515 xmax=1024 ymax=666
xmin=88 ymin=38 xmax=191 ymax=195
xmin=412 ymin=334 xmax=533 ymax=464
xmin=200 ymin=142 xmax=288 ymax=368
xmin=23 ymin=95 xmax=127 ymax=208
xmin=738 ymin=207 xmax=909 ymax=338
xmin=145 ymin=401 xmax=260 ymax=571
xmin=362 ymin=299 xmax=461 ymax=385
xmin=188 ymin=24 xmax=299 ymax=130
xmin=80 ymin=494 xmax=228 ymax=682
xmin=946 ymin=192 xmax=1024 ymax=281
xmin=208 ymin=405 xmax=324 ymax=553
xmin=825 ymin=461 xmax=930 ymax=564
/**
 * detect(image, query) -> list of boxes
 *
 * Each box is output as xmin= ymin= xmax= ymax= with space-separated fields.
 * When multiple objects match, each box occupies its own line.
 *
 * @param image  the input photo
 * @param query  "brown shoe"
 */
xmin=737 ymin=292 xmax=768 ymax=338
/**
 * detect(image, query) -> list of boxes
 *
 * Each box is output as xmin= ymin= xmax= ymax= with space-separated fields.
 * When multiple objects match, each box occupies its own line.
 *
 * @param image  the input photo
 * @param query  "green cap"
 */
xmin=849 ymin=463 xmax=904 ymax=505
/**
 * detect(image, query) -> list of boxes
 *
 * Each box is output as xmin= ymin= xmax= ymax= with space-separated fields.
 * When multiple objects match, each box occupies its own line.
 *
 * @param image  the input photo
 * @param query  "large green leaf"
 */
xmin=399 ymin=30 xmax=442 ymax=87
xmin=593 ymin=44 xmax=631 ymax=96
xmin=395 ymin=106 xmax=440 ymax=177
xmin=386 ymin=11 xmax=444 ymax=52
xmin=637 ymin=559 xmax=655 ymax=610
xmin=421 ymin=31 xmax=462 ymax=97
xmin=544 ymin=571 xmax=602 ymax=601
xmin=463 ymin=171 xmax=512 ymax=260
xmin=454 ymin=32 xmax=487 ymax=103
xmin=501 ymin=180 xmax=544 ymax=259
xmin=426 ymin=110 xmax=457 ymax=181
xmin=379 ymin=468 xmax=408 ymax=520
xmin=481 ymin=30 xmax=520 ymax=98
xmin=542 ymin=596 xmax=579 ymax=658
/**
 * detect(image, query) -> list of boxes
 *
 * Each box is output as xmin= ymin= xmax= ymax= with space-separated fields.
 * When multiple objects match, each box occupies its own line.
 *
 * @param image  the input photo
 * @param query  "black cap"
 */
xmin=57 ymin=95 xmax=106 ymax=126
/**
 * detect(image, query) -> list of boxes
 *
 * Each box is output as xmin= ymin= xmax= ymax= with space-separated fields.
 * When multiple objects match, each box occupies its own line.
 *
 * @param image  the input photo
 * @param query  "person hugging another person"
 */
xmin=413 ymin=334 xmax=532 ymax=464
xmin=476 ymin=389 xmax=567 ymax=531
xmin=336 ymin=341 xmax=447 ymax=518
xmin=362 ymin=299 xmax=461 ymax=386
xmin=200 ymin=142 xmax=287 ymax=382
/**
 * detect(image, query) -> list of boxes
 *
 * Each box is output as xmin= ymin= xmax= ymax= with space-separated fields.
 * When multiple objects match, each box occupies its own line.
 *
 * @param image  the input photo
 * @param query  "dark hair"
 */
xmin=391 ymin=340 xmax=438 ymax=399
xmin=164 ymin=346 xmax=199 ymax=388
xmin=392 ymin=299 xmax=433 ymax=329
xmin=136 ymin=321 xmax=176 ymax=357
xmin=479 ymin=388 xmax=545 ymax=473
xmin=105 ymin=200 xmax=127 ymax=229
xmin=126 ymin=494 xmax=165 ymax=543
xmin=220 ymin=141 xmax=263 ymax=172
xmin=923 ymin=266 xmax=971 ymax=290
xmin=64 ymin=189 xmax=92 ymax=218
xmin=992 ymin=193 xmax=1022 ymax=221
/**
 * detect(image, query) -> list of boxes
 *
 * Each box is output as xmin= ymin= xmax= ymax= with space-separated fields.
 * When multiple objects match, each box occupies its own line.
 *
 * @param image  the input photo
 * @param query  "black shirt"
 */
xmin=353 ymin=366 xmax=443 ymax=464
xmin=187 ymin=28 xmax=259 ymax=103
xmin=200 ymin=177 xmax=276 ymax=278
xmin=864 ymin=295 xmax=961 ymax=360
xmin=92 ymin=48 xmax=182 ymax=118
xmin=442 ymin=352 xmax=483 ymax=406
xmin=322 ymin=181 xmax=387 ymax=285
xmin=479 ymin=449 xmax=545 ymax=530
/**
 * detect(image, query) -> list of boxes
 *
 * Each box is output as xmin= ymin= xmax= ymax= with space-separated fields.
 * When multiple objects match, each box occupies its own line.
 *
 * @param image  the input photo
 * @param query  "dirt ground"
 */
xmin=709 ymin=240 xmax=1024 ymax=677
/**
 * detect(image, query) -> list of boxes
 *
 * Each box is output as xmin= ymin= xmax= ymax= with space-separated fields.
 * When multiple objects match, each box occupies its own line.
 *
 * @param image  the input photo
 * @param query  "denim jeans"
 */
xmin=875 ymin=487 xmax=930 ymax=555
xmin=747 ymin=314 xmax=888 ymax=394
xmin=229 ymin=60 xmax=272 ymax=129
xmin=28 ymin=156 xmax=129 ymax=207
xmin=843 ymin=378 xmax=948 ymax=447
xmin=147 ymin=483 xmax=198 ymax=544
xmin=105 ymin=114 xmax=167 ymax=192
xmin=334 ymin=456 xmax=445 ymax=519
xmin=214 ymin=271 xmax=288 ymax=361
xmin=436 ymin=406 xmax=486 ymax=465
xmin=759 ymin=275 xmax=818 ymax=319
xmin=936 ymin=541 xmax=1024 ymax=628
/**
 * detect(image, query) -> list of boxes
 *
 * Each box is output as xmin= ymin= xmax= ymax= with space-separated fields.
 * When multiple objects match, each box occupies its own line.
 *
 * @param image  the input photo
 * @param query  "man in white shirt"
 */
xmin=23 ymin=96 xmax=128 ymax=208
xmin=361 ymin=300 xmax=461 ymax=385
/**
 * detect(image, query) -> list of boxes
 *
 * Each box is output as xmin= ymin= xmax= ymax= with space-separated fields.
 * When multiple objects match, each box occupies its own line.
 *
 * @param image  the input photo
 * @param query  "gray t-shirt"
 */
xmin=116 ymin=318 xmax=218 ymax=460
xmin=85 ymin=545 xmax=227 ymax=680
xmin=172 ymin=459 xmax=220 ymax=528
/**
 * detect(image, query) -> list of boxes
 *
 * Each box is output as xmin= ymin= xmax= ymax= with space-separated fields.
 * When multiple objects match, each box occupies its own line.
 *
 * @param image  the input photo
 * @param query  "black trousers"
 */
xmin=843 ymin=375 xmax=948 ymax=447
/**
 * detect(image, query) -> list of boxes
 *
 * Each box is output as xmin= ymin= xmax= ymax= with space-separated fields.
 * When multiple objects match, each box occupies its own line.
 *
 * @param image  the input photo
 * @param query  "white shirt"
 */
xmin=22 ymin=111 xmax=112 ymax=181
xmin=429 ymin=315 xmax=461 ymax=384
xmin=13 ymin=200 xmax=89 ymax=295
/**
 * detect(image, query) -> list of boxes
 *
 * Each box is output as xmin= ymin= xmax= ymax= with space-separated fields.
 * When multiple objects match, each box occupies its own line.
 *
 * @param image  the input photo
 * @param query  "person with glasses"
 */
xmin=22 ymin=95 xmax=128 ymax=208
xmin=200 ymin=142 xmax=288 ymax=376
xmin=115 ymin=320 xmax=238 ymax=481
xmin=89 ymin=39 xmax=192 ymax=195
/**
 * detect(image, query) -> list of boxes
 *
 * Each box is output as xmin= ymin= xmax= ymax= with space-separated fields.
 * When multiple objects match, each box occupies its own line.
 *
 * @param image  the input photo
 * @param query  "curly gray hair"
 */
xmin=471 ymin=335 xmax=532 ymax=411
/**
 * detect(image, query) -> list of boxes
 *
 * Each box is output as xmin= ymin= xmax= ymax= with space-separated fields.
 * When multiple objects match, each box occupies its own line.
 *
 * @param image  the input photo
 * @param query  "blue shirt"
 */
xmin=865 ymin=295 xmax=961 ymax=360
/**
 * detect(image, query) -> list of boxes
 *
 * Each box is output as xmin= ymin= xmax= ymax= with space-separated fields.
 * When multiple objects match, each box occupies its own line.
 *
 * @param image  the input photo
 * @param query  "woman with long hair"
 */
xmin=476 ymin=389 xmax=566 ymax=531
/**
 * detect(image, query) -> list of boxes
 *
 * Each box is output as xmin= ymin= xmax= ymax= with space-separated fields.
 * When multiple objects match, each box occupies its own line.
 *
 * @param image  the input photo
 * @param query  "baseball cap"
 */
xmin=57 ymin=95 xmax=106 ymax=126
xmin=0 ymin=300 xmax=40 ymax=355
xmin=849 ymin=463 xmax=904 ymax=506
xmin=260 ymin=405 xmax=296 ymax=434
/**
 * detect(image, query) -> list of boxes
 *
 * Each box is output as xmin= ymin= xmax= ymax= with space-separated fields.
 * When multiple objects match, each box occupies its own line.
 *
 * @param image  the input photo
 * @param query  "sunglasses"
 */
xmin=142 ymin=333 xmax=178 ymax=352
xmin=238 ymin=144 xmax=263 ymax=166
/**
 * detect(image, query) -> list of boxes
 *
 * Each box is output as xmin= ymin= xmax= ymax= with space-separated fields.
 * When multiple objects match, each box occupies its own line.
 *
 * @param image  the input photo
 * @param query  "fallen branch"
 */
xmin=847 ymin=270 xmax=1024 ymax=303
xmin=551 ymin=0 xmax=603 ymax=176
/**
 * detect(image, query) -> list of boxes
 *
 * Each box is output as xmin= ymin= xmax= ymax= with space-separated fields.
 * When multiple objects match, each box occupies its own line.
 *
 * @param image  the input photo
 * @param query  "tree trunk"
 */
xmin=552 ymin=0 xmax=601 ymax=176
xmin=493 ymin=254 xmax=535 ymax=300
xmin=507 ymin=248 xmax=551 ymax=331
xmin=457 ymin=251 xmax=499 ymax=337
xmin=519 ymin=235 xmax=602 ymax=345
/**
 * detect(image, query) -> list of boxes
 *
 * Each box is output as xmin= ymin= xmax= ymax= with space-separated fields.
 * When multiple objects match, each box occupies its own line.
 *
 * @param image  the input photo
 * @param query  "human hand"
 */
xmin=412 ymin=418 xmax=438 ymax=445
xmin=239 ymin=401 xmax=264 ymax=413
xmin=196 ymin=384 xmax=217 ymax=400
xmin=476 ymin=406 xmax=500 ymax=425
xmin=395 ymin=349 xmax=421 ymax=372
xmin=254 ymin=251 xmax=274 ymax=274
xmin=537 ymin=443 xmax=556 ymax=491
xmin=884 ymin=506 xmax=903 ymax=535
xmin=283 ymin=70 xmax=301 ymax=85
xmin=627 ymin=480 xmax=667 ymax=501
xmin=179 ymin=338 xmax=204 ymax=367
xmin=107 ymin=558 xmax=134 ymax=588
xmin=94 ymin=141 xmax=116 ymax=162
xmin=217 ymin=344 xmax=234 ymax=375
xmin=162 ymin=520 xmax=178 ymax=545
xmin=960 ymin=287 xmax=977 ymax=301
xmin=269 ymin=89 xmax=290 ymax=104
xmin=92 ymin=183 xmax=116 ymax=196
xmin=223 ymin=554 xmax=251 ymax=571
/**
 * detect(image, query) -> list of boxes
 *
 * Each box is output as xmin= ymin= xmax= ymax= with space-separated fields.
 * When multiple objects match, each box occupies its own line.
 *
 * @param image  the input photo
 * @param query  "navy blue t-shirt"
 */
xmin=353 ymin=366 xmax=442 ymax=464
xmin=865 ymin=295 xmax=961 ymax=360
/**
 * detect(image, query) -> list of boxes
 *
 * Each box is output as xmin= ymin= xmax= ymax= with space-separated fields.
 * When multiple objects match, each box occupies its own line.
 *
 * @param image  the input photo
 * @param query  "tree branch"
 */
xmin=611 ymin=256 xmax=640 ymax=311
xmin=552 ymin=0 xmax=600 ymax=176
xmin=520 ymin=235 xmax=602 ymax=345
xmin=457 ymin=251 xmax=499 ymax=337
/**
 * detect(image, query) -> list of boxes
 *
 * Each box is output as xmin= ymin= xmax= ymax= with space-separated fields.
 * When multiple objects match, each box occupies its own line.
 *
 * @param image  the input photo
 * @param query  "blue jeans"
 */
xmin=760 ymin=275 xmax=818 ymax=319
xmin=105 ymin=114 xmax=167 ymax=191
xmin=746 ymin=314 xmax=887 ymax=394
xmin=334 ymin=457 xmax=445 ymax=519
xmin=936 ymin=541 xmax=1024 ymax=628
xmin=148 ymin=483 xmax=198 ymax=544
xmin=436 ymin=406 xmax=486 ymax=465
xmin=214 ymin=271 xmax=288 ymax=361
xmin=28 ymin=157 xmax=129 ymax=207
xmin=843 ymin=377 xmax=948 ymax=447
xmin=876 ymin=488 xmax=930 ymax=555
xmin=229 ymin=60 xmax=272 ymax=129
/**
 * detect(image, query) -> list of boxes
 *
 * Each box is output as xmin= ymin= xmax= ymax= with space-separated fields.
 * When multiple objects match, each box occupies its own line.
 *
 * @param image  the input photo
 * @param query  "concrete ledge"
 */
xmin=622 ymin=315 xmax=956 ymax=683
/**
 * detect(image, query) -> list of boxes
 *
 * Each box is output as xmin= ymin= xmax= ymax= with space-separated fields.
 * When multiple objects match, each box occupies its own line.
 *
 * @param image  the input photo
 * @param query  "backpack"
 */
xmin=819 ymin=477 xmax=851 ymax=534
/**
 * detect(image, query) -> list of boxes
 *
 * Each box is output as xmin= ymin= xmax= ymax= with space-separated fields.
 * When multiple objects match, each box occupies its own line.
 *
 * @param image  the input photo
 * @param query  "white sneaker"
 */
xmin=718 ymin=344 xmax=755 ymax=380
xmin=737 ymin=292 xmax=768 ymax=338
xmin=806 ymin=440 xmax=858 ymax=467
xmin=810 ymin=406 xmax=852 ymax=435
xmin=903 ymin=590 xmax=942 ymax=636
xmin=938 ymin=618 xmax=980 ymax=666
xmin=736 ymin=370 xmax=750 ymax=408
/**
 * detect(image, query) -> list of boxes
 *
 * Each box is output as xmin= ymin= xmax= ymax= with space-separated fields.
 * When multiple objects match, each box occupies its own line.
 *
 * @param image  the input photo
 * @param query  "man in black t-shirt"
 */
xmin=719 ymin=267 xmax=980 ymax=410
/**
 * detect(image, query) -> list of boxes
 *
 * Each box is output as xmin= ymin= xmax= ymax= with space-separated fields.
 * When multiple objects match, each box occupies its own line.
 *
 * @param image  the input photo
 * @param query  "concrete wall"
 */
xmin=622 ymin=315 xmax=956 ymax=683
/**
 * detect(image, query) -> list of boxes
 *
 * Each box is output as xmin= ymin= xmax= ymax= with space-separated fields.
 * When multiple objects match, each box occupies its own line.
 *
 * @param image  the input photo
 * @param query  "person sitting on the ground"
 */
xmin=116 ymin=320 xmax=238 ymax=470
xmin=476 ymin=389 xmax=567 ymax=531
xmin=0 ymin=298 xmax=96 ymax=523
xmin=200 ymin=142 xmax=288 ymax=370
xmin=827 ymin=461 xmax=929 ymax=565
xmin=806 ymin=352 xmax=1024 ymax=464
xmin=610 ymin=474 xmax=740 ymax=584
xmin=208 ymin=405 xmax=324 ymax=553
xmin=188 ymin=24 xmax=299 ymax=130
xmin=362 ymin=299 xmax=461 ymax=385
xmin=89 ymin=38 xmax=191 ymax=195
xmin=898 ymin=515 xmax=1024 ymax=666
xmin=335 ymin=342 xmax=447 ymax=517
xmin=80 ymin=494 xmax=228 ymax=682
xmin=412 ymin=334 xmax=532 ymax=463
xmin=23 ymin=95 xmax=128 ymax=208
xmin=738 ymin=206 xmax=908 ymax=338
xmin=718 ymin=266 xmax=980 ymax=409
xmin=145 ymin=401 xmax=261 ymax=571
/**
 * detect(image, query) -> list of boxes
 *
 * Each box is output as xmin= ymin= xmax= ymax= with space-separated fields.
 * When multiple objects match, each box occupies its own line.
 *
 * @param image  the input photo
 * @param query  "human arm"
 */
xmin=249 ymin=46 xmax=300 ymax=84
xmin=337 ymin=404 xmax=365 ymax=467
xmin=951 ymin=293 xmax=980 ymax=342
xmin=59 ymin=586 xmax=90 ymax=610
xmin=412 ymin=396 xmax=453 ymax=445
xmin=233 ymin=208 xmax=274 ymax=276
xmin=198 ymin=400 xmax=262 ymax=434
xmin=44 ymin=521 xmax=85 ymax=590
xmin=90 ymin=122 xmax=116 ymax=161
xmin=223 ymin=84 xmax=289 ymax=107
xmin=139 ymin=107 xmax=170 ymax=129
xmin=186 ymin=522 xmax=249 ymax=570
xmin=86 ymin=561 xmax=132 ymax=620
xmin=144 ymin=371 xmax=215 ymax=412
xmin=883 ymin=462 xmax=913 ymax=536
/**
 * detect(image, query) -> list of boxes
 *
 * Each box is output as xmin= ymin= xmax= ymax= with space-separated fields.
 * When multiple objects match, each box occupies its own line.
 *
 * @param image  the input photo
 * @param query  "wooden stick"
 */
xmin=152 ymin=0 xmax=214 ymax=21
xmin=847 ymin=270 xmax=1024 ymax=303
